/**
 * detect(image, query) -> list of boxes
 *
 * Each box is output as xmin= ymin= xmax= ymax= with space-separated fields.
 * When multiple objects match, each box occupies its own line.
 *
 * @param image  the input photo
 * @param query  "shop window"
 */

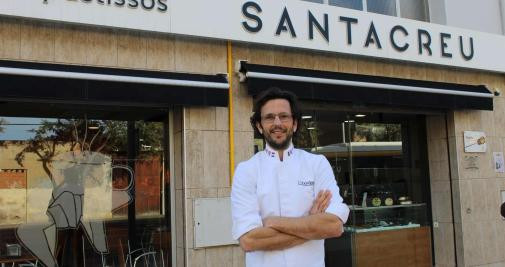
xmin=292 ymin=109 xmax=432 ymax=266
xmin=0 ymin=115 xmax=171 ymax=267
xmin=366 ymin=0 xmax=397 ymax=16
xmin=302 ymin=0 xmax=429 ymax=22
xmin=329 ymin=0 xmax=364 ymax=11
xmin=399 ymin=0 xmax=429 ymax=21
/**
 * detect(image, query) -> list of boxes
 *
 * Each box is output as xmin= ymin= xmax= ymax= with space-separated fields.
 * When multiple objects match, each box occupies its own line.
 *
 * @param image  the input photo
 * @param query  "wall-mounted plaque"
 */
xmin=464 ymin=131 xmax=487 ymax=153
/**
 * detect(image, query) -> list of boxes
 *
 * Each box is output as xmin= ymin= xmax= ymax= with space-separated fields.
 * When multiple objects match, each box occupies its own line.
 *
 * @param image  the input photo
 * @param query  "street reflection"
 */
xmin=0 ymin=117 xmax=170 ymax=267
xmin=16 ymin=151 xmax=133 ymax=267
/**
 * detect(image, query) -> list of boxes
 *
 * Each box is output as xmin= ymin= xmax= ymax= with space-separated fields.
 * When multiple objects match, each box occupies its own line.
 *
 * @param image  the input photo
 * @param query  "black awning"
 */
xmin=239 ymin=61 xmax=494 ymax=111
xmin=0 ymin=60 xmax=229 ymax=108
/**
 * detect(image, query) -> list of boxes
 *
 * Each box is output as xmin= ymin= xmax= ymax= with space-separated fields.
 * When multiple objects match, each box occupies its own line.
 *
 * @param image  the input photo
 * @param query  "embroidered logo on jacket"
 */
xmin=298 ymin=180 xmax=314 ymax=186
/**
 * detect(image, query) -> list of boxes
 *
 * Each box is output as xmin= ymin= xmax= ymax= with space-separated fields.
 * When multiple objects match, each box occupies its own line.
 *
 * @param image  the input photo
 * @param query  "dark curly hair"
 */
xmin=250 ymin=87 xmax=301 ymax=138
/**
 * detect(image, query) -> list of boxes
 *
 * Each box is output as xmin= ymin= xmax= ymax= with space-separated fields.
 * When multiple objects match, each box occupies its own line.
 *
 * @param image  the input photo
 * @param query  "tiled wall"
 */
xmin=447 ymin=84 xmax=505 ymax=266
xmin=2 ymin=16 xmax=505 ymax=267
xmin=426 ymin=115 xmax=456 ymax=266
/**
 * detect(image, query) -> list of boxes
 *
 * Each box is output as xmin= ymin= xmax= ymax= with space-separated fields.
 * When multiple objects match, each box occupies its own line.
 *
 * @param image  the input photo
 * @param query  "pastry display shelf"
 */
xmin=348 ymin=203 xmax=426 ymax=211
xmin=345 ymin=223 xmax=421 ymax=233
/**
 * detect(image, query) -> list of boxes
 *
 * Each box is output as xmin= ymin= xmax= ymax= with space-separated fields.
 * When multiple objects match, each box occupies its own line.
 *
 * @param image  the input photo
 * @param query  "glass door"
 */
xmin=295 ymin=111 xmax=354 ymax=266
xmin=0 ymin=115 xmax=171 ymax=267
xmin=294 ymin=108 xmax=433 ymax=267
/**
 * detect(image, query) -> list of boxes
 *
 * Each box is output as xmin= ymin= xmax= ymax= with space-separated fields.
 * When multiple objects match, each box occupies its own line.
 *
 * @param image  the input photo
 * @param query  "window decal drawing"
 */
xmin=16 ymin=151 xmax=134 ymax=267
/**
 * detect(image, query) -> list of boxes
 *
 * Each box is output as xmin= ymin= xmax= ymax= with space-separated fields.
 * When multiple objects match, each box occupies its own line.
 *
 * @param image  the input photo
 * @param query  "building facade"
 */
xmin=0 ymin=0 xmax=504 ymax=266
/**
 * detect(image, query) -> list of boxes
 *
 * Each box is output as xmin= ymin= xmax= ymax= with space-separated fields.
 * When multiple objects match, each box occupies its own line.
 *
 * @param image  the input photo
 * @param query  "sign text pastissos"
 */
xmin=241 ymin=1 xmax=475 ymax=61
xmin=63 ymin=0 xmax=167 ymax=12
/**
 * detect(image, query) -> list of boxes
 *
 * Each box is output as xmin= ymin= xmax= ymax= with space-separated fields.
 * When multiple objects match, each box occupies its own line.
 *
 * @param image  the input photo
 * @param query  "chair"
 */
xmin=133 ymin=251 xmax=157 ymax=267
xmin=124 ymin=240 xmax=158 ymax=267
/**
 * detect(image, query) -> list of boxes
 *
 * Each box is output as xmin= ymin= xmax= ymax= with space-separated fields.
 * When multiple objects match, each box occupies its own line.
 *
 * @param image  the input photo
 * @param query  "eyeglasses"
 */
xmin=261 ymin=113 xmax=293 ymax=124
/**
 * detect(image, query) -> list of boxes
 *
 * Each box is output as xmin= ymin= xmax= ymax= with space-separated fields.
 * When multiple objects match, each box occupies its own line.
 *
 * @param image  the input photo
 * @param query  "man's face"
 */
xmin=256 ymin=99 xmax=297 ymax=151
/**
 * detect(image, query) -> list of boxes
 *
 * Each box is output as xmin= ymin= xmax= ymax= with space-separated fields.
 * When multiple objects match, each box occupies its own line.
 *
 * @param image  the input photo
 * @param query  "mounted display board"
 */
xmin=193 ymin=197 xmax=237 ymax=248
xmin=2 ymin=0 xmax=505 ymax=73
xmin=464 ymin=131 xmax=487 ymax=153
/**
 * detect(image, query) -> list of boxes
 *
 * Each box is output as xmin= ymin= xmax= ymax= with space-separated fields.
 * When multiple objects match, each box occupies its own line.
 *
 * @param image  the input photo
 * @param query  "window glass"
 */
xmin=400 ymin=0 xmax=429 ymax=21
xmin=329 ymin=0 xmax=364 ymax=10
xmin=293 ymin=109 xmax=432 ymax=265
xmin=0 ymin=116 xmax=170 ymax=267
xmin=366 ymin=0 xmax=397 ymax=16
xmin=302 ymin=0 xmax=324 ymax=3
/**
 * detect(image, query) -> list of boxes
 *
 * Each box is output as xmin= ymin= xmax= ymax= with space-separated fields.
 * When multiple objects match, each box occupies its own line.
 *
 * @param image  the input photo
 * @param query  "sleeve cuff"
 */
xmin=326 ymin=203 xmax=350 ymax=224
xmin=232 ymin=220 xmax=263 ymax=240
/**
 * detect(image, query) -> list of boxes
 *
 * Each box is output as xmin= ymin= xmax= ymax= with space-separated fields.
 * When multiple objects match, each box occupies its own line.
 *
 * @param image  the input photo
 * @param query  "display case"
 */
xmin=296 ymin=110 xmax=433 ymax=266
xmin=344 ymin=167 xmax=430 ymax=233
xmin=343 ymin=167 xmax=432 ymax=267
xmin=346 ymin=203 xmax=428 ymax=233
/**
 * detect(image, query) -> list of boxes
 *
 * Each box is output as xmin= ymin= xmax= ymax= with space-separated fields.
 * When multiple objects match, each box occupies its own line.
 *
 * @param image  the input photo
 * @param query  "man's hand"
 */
xmin=263 ymin=190 xmax=332 ymax=227
xmin=263 ymin=190 xmax=343 ymax=240
xmin=239 ymin=227 xmax=307 ymax=252
xmin=263 ymin=213 xmax=343 ymax=240
xmin=310 ymin=190 xmax=332 ymax=215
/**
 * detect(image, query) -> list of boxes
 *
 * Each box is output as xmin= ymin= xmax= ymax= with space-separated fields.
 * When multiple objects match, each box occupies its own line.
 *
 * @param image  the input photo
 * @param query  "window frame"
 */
xmin=303 ymin=0 xmax=430 ymax=22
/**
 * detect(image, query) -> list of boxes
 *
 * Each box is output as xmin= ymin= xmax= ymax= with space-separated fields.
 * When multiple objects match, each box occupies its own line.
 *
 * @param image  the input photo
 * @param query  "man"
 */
xmin=231 ymin=87 xmax=349 ymax=267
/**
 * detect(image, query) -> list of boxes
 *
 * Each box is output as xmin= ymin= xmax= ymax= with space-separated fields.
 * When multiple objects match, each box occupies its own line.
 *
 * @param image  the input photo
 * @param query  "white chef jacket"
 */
xmin=231 ymin=143 xmax=350 ymax=267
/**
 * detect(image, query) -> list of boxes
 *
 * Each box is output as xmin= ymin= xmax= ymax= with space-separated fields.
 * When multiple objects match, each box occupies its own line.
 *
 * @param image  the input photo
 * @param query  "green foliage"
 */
xmin=0 ymin=118 xmax=5 ymax=134
xmin=353 ymin=123 xmax=402 ymax=142
xmin=14 ymin=118 xmax=164 ymax=181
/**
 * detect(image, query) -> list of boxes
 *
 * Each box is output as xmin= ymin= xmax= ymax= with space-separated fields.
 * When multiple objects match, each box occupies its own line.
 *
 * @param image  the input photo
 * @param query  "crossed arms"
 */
xmin=238 ymin=190 xmax=344 ymax=252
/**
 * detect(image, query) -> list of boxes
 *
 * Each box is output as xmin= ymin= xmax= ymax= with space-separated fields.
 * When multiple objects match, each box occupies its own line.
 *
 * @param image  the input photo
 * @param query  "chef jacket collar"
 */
xmin=264 ymin=142 xmax=295 ymax=161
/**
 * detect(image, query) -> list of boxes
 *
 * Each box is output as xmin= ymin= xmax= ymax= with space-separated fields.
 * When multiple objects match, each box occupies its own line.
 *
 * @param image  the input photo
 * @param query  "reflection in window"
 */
xmin=366 ymin=0 xmax=397 ymax=16
xmin=351 ymin=123 xmax=402 ymax=142
xmin=300 ymin=0 xmax=430 ymax=22
xmin=400 ymin=0 xmax=429 ymax=21
xmin=294 ymin=110 xmax=430 ymax=223
xmin=0 ymin=116 xmax=170 ymax=267
xmin=329 ymin=0 xmax=364 ymax=10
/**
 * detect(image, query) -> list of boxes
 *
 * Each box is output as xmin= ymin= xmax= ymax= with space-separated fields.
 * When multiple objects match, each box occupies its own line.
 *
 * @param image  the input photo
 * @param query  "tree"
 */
xmin=14 ymin=118 xmax=163 ymax=186
xmin=295 ymin=119 xmax=320 ymax=150
xmin=0 ymin=118 xmax=5 ymax=133
xmin=0 ymin=118 xmax=8 ymax=148
xmin=14 ymin=119 xmax=116 ymax=186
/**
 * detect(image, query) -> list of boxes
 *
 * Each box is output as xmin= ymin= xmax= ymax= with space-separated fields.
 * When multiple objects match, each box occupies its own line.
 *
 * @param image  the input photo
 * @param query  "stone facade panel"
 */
xmin=54 ymin=24 xmax=88 ymax=64
xmin=0 ymin=18 xmax=21 ymax=59
xmin=20 ymin=20 xmax=55 ymax=62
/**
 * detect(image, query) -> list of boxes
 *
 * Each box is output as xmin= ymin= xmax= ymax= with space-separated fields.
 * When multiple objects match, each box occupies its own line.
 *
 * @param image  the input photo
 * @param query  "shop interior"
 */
xmin=295 ymin=107 xmax=432 ymax=267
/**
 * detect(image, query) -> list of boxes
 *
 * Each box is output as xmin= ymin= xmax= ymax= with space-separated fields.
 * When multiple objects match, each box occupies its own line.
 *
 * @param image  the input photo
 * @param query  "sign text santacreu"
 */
xmin=241 ymin=1 xmax=474 ymax=61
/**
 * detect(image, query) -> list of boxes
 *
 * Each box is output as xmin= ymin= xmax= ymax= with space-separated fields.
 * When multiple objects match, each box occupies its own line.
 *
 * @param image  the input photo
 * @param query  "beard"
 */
xmin=263 ymin=126 xmax=294 ymax=151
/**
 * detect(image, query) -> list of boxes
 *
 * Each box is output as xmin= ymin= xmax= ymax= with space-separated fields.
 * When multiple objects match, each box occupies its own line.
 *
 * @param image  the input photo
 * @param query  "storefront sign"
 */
xmin=2 ymin=0 xmax=505 ymax=73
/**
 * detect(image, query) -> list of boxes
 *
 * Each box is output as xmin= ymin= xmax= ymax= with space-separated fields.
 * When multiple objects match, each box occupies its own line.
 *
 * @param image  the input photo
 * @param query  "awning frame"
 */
xmin=244 ymin=71 xmax=493 ymax=99
xmin=239 ymin=61 xmax=495 ymax=111
xmin=0 ymin=66 xmax=229 ymax=89
xmin=0 ymin=59 xmax=230 ymax=108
